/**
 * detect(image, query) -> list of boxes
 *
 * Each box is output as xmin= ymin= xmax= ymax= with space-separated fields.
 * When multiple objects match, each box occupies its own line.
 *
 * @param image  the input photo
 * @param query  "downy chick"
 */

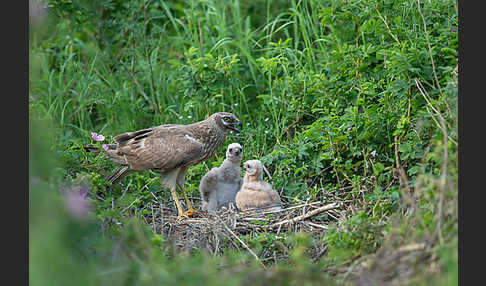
xmin=200 ymin=143 xmax=243 ymax=211
xmin=235 ymin=160 xmax=282 ymax=212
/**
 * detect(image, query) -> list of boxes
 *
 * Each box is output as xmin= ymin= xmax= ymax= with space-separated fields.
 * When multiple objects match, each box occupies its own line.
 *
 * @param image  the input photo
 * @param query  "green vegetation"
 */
xmin=29 ymin=0 xmax=458 ymax=285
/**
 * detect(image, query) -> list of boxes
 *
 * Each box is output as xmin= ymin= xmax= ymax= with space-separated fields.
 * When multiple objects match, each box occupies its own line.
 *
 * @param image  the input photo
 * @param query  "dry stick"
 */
xmin=373 ymin=4 xmax=400 ymax=45
xmin=150 ymin=191 xmax=160 ymax=204
xmin=268 ymin=202 xmax=340 ymax=229
xmin=424 ymin=104 xmax=457 ymax=146
xmin=160 ymin=202 xmax=164 ymax=230
xmin=212 ymin=229 xmax=220 ymax=256
xmin=407 ymin=87 xmax=412 ymax=118
xmin=286 ymin=196 xmax=305 ymax=204
xmin=302 ymin=197 xmax=311 ymax=216
xmin=313 ymin=245 xmax=328 ymax=263
xmin=198 ymin=21 xmax=203 ymax=49
xmin=243 ymin=201 xmax=324 ymax=217
xmin=120 ymin=179 xmax=132 ymax=199
xmin=306 ymin=221 xmax=329 ymax=230
xmin=241 ymin=217 xmax=269 ymax=222
xmin=262 ymin=164 xmax=273 ymax=180
xmin=214 ymin=215 xmax=264 ymax=267
xmin=151 ymin=204 xmax=156 ymax=233
xmin=141 ymin=177 xmax=158 ymax=193
xmin=327 ymin=209 xmax=340 ymax=221
xmin=416 ymin=0 xmax=452 ymax=115
xmin=122 ymin=197 xmax=140 ymax=214
xmin=276 ymin=223 xmax=283 ymax=235
xmin=415 ymin=78 xmax=448 ymax=244
xmin=394 ymin=136 xmax=415 ymax=210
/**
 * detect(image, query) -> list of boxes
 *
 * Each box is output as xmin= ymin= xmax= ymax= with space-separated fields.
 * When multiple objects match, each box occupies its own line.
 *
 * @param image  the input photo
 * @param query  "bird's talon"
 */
xmin=184 ymin=209 xmax=203 ymax=217
xmin=175 ymin=209 xmax=202 ymax=222
xmin=176 ymin=214 xmax=189 ymax=222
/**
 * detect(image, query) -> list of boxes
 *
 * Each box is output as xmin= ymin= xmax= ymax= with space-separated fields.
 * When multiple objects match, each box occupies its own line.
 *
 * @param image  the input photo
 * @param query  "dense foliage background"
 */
xmin=29 ymin=0 xmax=458 ymax=285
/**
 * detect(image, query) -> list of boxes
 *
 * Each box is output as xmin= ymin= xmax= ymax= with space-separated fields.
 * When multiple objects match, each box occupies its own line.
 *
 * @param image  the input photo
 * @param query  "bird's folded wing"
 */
xmin=114 ymin=126 xmax=205 ymax=171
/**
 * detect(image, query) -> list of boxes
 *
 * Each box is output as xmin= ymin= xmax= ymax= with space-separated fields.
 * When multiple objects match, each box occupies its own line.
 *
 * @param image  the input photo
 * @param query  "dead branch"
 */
xmin=416 ymin=0 xmax=452 ymax=115
xmin=414 ymin=78 xmax=448 ymax=244
xmin=268 ymin=202 xmax=340 ymax=229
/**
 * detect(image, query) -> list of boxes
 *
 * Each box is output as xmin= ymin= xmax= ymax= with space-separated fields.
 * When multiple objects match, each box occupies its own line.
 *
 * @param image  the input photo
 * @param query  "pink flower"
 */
xmin=91 ymin=132 xmax=105 ymax=142
xmin=61 ymin=184 xmax=92 ymax=221
xmin=451 ymin=29 xmax=456 ymax=34
xmin=64 ymin=191 xmax=91 ymax=220
xmin=102 ymin=144 xmax=109 ymax=151
xmin=347 ymin=127 xmax=353 ymax=131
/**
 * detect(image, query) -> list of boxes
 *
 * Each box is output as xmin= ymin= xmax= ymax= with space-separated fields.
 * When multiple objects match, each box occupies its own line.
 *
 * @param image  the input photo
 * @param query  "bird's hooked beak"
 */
xmin=228 ymin=120 xmax=242 ymax=133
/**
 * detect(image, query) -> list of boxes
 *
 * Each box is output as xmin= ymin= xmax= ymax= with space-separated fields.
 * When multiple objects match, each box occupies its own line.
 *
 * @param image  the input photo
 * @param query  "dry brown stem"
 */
xmin=268 ymin=202 xmax=340 ymax=229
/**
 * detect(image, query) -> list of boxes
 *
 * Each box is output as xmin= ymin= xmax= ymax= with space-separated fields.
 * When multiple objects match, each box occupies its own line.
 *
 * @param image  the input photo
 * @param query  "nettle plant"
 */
xmin=259 ymin=0 xmax=455 ymax=202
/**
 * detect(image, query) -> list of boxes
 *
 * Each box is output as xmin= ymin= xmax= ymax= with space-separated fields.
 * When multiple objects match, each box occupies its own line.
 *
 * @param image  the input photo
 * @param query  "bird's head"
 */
xmin=212 ymin=112 xmax=242 ymax=133
xmin=226 ymin=143 xmax=243 ymax=162
xmin=243 ymin=159 xmax=263 ymax=181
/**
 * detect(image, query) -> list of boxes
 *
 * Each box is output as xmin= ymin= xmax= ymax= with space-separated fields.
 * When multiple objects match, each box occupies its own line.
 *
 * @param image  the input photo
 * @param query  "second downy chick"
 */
xmin=235 ymin=159 xmax=282 ymax=212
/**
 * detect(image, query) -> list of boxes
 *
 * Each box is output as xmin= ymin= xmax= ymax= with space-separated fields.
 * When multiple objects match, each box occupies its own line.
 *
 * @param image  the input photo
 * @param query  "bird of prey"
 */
xmin=102 ymin=112 xmax=242 ymax=220
xmin=199 ymin=143 xmax=243 ymax=211
xmin=235 ymin=160 xmax=282 ymax=212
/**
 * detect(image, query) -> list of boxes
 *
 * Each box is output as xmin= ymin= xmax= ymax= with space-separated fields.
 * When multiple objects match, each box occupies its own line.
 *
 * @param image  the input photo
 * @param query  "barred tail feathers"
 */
xmin=106 ymin=165 xmax=132 ymax=185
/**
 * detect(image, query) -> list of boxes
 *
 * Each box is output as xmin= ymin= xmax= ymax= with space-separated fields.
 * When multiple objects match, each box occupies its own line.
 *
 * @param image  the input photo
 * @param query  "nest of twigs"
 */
xmin=142 ymin=199 xmax=344 ymax=263
xmin=139 ymin=190 xmax=441 ymax=285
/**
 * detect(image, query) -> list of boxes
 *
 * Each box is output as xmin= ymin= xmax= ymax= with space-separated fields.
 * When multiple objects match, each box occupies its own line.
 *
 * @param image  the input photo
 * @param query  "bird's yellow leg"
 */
xmin=174 ymin=167 xmax=201 ymax=217
xmin=170 ymin=187 xmax=186 ymax=221
xmin=178 ymin=185 xmax=203 ymax=217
